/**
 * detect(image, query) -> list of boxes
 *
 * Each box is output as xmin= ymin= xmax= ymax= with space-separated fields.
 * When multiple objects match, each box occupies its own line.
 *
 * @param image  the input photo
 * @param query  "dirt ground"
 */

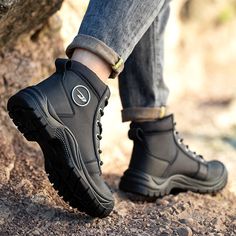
xmin=0 ymin=126 xmax=235 ymax=235
xmin=0 ymin=1 xmax=236 ymax=235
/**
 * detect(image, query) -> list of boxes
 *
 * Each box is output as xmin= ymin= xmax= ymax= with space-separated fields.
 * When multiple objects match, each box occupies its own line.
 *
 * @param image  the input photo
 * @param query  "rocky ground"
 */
xmin=0 ymin=0 xmax=236 ymax=235
xmin=0 ymin=132 xmax=235 ymax=235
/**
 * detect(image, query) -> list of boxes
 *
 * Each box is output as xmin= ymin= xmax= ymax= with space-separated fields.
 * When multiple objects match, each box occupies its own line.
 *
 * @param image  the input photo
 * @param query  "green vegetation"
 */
xmin=217 ymin=1 xmax=236 ymax=24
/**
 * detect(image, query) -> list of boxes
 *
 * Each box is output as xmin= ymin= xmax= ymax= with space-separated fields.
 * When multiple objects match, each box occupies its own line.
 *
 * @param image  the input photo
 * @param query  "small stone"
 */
xmin=172 ymin=206 xmax=180 ymax=214
xmin=179 ymin=218 xmax=194 ymax=225
xmin=172 ymin=196 xmax=179 ymax=202
xmin=31 ymin=229 xmax=41 ymax=235
xmin=159 ymin=227 xmax=173 ymax=236
xmin=130 ymin=228 xmax=138 ymax=233
xmin=156 ymin=199 xmax=169 ymax=206
xmin=160 ymin=232 xmax=170 ymax=236
xmin=176 ymin=226 xmax=193 ymax=236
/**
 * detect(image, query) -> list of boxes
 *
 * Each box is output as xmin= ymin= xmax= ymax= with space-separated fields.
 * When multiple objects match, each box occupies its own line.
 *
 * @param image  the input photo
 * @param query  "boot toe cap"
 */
xmin=206 ymin=160 xmax=227 ymax=181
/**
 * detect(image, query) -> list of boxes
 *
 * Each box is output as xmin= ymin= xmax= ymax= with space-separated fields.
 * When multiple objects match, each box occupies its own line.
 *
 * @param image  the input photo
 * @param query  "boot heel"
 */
xmin=119 ymin=169 xmax=169 ymax=197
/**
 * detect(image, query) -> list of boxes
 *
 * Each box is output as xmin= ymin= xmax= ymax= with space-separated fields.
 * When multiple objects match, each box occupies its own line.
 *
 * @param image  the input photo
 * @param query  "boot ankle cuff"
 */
xmin=122 ymin=106 xmax=167 ymax=122
xmin=66 ymin=34 xmax=124 ymax=79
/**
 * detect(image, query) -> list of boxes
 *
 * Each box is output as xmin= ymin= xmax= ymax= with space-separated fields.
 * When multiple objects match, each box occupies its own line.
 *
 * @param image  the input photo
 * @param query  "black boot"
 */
xmin=8 ymin=59 xmax=114 ymax=217
xmin=119 ymin=114 xmax=227 ymax=197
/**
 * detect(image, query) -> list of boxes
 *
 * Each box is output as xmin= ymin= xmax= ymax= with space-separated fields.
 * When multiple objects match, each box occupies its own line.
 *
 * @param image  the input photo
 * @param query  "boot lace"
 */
xmin=96 ymin=97 xmax=109 ymax=166
xmin=173 ymin=122 xmax=205 ymax=162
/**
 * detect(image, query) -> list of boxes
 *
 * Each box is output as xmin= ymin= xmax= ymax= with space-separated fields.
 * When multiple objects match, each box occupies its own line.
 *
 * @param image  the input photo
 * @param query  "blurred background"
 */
xmin=57 ymin=0 xmax=236 ymax=195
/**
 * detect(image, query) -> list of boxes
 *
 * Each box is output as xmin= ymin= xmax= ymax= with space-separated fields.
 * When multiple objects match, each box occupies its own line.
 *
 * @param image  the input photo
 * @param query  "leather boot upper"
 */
xmin=36 ymin=58 xmax=112 ymax=197
xmin=128 ymin=114 xmax=224 ymax=181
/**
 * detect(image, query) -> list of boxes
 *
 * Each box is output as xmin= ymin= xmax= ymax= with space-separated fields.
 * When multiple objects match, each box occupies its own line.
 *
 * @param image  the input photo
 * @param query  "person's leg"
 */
xmin=119 ymin=2 xmax=170 ymax=122
xmin=71 ymin=48 xmax=112 ymax=80
xmin=118 ymin=2 xmax=228 ymax=196
xmin=67 ymin=0 xmax=168 ymax=79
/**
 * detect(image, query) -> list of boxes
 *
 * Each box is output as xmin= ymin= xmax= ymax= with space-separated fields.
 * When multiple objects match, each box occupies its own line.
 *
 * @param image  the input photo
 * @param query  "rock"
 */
xmin=130 ymin=228 xmax=139 ymax=233
xmin=170 ymin=195 xmax=179 ymax=203
xmin=0 ymin=0 xmax=64 ymax=200
xmin=0 ymin=0 xmax=63 ymax=49
xmin=114 ymin=201 xmax=129 ymax=217
xmin=212 ymin=217 xmax=226 ymax=231
xmin=31 ymin=229 xmax=41 ymax=235
xmin=160 ymin=232 xmax=169 ymax=236
xmin=179 ymin=218 xmax=194 ymax=225
xmin=176 ymin=226 xmax=193 ymax=236
xmin=0 ymin=202 xmax=12 ymax=225
xmin=156 ymin=199 xmax=169 ymax=206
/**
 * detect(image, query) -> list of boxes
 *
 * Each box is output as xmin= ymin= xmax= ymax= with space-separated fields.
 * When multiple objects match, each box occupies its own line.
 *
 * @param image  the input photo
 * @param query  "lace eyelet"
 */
xmin=95 ymin=97 xmax=109 ymax=169
xmin=99 ymin=108 xmax=104 ymax=116
xmin=104 ymin=97 xmax=109 ymax=106
xmin=174 ymin=125 xmax=203 ymax=160
xmin=98 ymin=149 xmax=102 ymax=154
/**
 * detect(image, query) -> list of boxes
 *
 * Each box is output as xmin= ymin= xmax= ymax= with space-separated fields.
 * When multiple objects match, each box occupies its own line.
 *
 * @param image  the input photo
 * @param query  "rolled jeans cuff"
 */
xmin=122 ymin=107 xmax=167 ymax=122
xmin=66 ymin=34 xmax=124 ymax=79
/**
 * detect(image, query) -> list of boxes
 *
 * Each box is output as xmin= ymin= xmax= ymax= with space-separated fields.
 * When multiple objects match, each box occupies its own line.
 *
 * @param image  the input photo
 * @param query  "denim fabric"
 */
xmin=119 ymin=3 xmax=170 ymax=121
xmin=66 ymin=0 xmax=171 ymax=121
xmin=66 ymin=0 xmax=167 ymax=77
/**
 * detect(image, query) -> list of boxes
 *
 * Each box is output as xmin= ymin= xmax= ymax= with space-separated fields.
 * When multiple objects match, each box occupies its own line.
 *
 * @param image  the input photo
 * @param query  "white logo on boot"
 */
xmin=72 ymin=85 xmax=91 ymax=107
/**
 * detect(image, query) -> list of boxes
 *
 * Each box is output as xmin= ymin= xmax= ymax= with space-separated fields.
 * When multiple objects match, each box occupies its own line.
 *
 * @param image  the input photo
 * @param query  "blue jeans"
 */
xmin=66 ymin=0 xmax=171 ymax=122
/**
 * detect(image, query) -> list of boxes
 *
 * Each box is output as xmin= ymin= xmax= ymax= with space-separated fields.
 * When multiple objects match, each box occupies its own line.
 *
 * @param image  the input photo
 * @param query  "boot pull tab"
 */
xmin=55 ymin=58 xmax=71 ymax=72
xmin=128 ymin=127 xmax=145 ymax=142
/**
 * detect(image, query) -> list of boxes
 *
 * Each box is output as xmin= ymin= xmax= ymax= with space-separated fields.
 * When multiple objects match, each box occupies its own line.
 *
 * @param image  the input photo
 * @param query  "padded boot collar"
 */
xmin=130 ymin=114 xmax=174 ymax=132
xmin=55 ymin=58 xmax=107 ymax=98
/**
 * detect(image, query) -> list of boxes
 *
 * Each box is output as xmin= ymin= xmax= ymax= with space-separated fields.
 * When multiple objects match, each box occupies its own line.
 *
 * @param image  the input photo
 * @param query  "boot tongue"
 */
xmin=131 ymin=114 xmax=174 ymax=132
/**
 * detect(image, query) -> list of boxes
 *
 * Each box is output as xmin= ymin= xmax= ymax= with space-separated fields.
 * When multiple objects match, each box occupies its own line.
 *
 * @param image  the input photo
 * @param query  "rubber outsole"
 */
xmin=119 ymin=168 xmax=228 ymax=197
xmin=7 ymin=88 xmax=114 ymax=218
